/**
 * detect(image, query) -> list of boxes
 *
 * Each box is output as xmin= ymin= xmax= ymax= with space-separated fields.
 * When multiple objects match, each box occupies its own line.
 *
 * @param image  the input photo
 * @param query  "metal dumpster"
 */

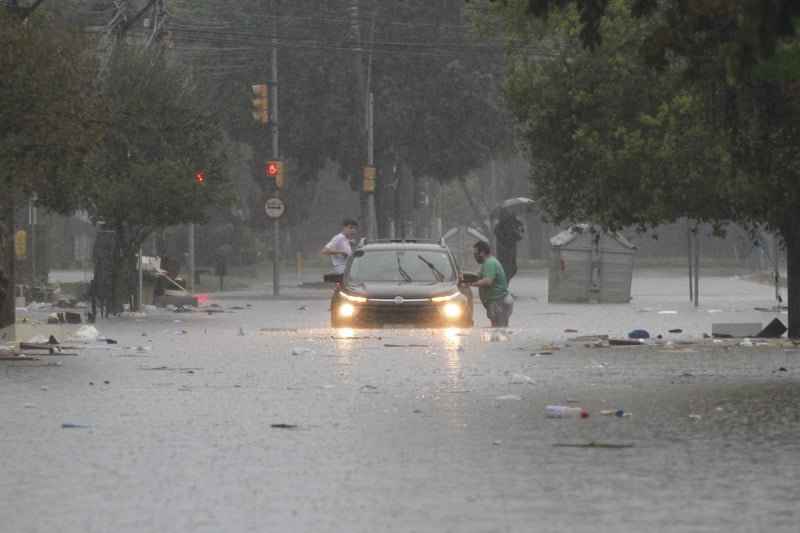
xmin=548 ymin=224 xmax=636 ymax=303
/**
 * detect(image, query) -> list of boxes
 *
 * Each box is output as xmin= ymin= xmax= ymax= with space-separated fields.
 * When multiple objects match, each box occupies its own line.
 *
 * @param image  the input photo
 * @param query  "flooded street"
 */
xmin=2 ymin=268 xmax=798 ymax=532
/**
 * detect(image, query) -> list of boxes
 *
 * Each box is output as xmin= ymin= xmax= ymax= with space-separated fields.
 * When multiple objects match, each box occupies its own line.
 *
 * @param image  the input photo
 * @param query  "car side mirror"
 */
xmin=461 ymin=273 xmax=479 ymax=284
xmin=324 ymin=273 xmax=343 ymax=283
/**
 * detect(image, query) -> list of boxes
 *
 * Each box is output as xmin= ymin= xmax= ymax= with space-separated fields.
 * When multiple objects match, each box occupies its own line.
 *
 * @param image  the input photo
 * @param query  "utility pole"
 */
xmin=144 ymin=0 xmax=168 ymax=51
xmin=271 ymin=30 xmax=280 ymax=296
xmin=98 ymin=1 xmax=130 ymax=79
xmin=365 ymin=93 xmax=377 ymax=239
xmin=28 ymin=197 xmax=36 ymax=281
xmin=687 ymin=220 xmax=693 ymax=302
xmin=694 ymin=225 xmax=700 ymax=308
xmin=187 ymin=223 xmax=195 ymax=292
xmin=98 ymin=0 xmax=164 ymax=80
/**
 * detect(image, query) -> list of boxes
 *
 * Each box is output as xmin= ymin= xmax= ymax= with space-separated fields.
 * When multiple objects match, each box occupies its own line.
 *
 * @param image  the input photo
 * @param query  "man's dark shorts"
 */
xmin=484 ymin=294 xmax=514 ymax=327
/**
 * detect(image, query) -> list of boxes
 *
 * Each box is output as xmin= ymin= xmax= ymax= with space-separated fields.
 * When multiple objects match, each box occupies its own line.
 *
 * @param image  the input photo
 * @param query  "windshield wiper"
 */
xmin=396 ymin=254 xmax=412 ymax=282
xmin=418 ymin=255 xmax=444 ymax=282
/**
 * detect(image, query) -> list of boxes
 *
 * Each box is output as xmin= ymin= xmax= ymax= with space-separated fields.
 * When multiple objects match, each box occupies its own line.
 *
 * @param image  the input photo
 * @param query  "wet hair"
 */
xmin=342 ymin=217 xmax=358 ymax=227
xmin=474 ymin=240 xmax=491 ymax=255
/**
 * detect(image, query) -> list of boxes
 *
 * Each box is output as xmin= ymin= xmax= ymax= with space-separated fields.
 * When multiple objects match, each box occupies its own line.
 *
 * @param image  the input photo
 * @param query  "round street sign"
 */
xmin=261 ymin=195 xmax=287 ymax=220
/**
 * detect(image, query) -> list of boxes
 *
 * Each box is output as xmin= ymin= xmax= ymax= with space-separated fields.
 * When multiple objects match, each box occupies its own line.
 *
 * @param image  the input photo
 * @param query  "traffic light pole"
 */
xmin=188 ymin=223 xmax=195 ymax=292
xmin=366 ymin=92 xmax=376 ymax=239
xmin=271 ymin=35 xmax=280 ymax=297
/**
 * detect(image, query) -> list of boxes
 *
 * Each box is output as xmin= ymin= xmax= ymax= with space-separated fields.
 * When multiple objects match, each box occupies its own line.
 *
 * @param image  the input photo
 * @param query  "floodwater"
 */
xmin=1 ymin=268 xmax=798 ymax=532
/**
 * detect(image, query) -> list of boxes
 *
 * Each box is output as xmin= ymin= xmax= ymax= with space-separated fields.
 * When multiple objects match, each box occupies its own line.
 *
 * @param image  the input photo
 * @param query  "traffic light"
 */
xmin=251 ymin=84 xmax=268 ymax=123
xmin=363 ymin=165 xmax=376 ymax=192
xmin=195 ymin=170 xmax=206 ymax=183
xmin=266 ymin=161 xmax=284 ymax=188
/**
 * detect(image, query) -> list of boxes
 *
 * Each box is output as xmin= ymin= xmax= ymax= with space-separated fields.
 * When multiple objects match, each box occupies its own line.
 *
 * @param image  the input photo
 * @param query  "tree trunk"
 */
xmin=110 ymin=228 xmax=135 ymax=314
xmin=784 ymin=228 xmax=799 ymax=338
xmin=0 ymin=195 xmax=15 ymax=329
xmin=458 ymin=177 xmax=492 ymax=242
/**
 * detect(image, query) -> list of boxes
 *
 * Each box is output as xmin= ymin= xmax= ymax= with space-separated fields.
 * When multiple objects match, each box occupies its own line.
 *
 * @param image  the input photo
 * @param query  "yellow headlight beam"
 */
xmin=340 ymin=292 xmax=368 ymax=303
xmin=431 ymin=291 xmax=460 ymax=303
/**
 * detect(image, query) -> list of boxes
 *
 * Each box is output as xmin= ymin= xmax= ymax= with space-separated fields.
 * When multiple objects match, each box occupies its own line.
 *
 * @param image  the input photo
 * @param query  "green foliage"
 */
xmin=488 ymin=0 xmax=800 ymax=335
xmin=0 ymin=8 xmax=98 ymax=203
xmin=198 ymin=220 xmax=262 ymax=266
xmin=85 ymin=47 xmax=233 ymax=251
xmin=501 ymin=1 xmax=734 ymax=231
xmin=0 ymin=4 xmax=102 ymax=328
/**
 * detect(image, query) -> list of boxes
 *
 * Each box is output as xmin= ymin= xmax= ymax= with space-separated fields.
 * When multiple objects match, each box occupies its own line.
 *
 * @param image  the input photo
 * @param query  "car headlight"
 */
xmin=338 ymin=303 xmax=356 ymax=317
xmin=340 ymin=291 xmax=367 ymax=303
xmin=442 ymin=302 xmax=462 ymax=318
xmin=431 ymin=291 xmax=460 ymax=302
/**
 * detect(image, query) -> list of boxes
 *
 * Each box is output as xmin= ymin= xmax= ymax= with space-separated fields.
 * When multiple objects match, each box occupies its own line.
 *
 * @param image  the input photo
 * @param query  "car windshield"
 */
xmin=347 ymin=249 xmax=455 ymax=282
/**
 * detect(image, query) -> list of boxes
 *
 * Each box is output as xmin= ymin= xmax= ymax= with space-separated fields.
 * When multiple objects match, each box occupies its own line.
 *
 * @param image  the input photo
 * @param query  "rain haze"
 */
xmin=2 ymin=1 xmax=799 ymax=532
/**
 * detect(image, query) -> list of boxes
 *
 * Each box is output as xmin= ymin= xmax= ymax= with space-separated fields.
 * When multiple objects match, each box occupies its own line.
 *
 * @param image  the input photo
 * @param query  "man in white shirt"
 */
xmin=322 ymin=217 xmax=358 ymax=274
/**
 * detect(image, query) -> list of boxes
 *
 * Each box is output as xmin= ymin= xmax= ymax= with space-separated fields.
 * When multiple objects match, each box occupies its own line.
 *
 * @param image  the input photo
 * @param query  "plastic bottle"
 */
xmin=546 ymin=405 xmax=589 ymax=418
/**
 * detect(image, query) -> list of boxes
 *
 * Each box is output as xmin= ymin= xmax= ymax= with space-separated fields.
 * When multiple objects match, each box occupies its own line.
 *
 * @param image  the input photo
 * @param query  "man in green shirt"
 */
xmin=470 ymin=240 xmax=514 ymax=327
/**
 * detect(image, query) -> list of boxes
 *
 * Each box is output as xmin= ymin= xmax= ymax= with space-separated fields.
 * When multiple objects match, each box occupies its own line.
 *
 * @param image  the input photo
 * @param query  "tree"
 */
xmin=2 ymin=0 xmax=47 ymax=20
xmin=485 ymin=0 xmax=800 ymax=336
xmin=468 ymin=0 xmax=800 ymax=62
xmin=0 ymin=6 xmax=99 ymax=329
xmin=500 ymin=2 xmax=732 ymax=228
xmin=84 ymin=47 xmax=232 ymax=313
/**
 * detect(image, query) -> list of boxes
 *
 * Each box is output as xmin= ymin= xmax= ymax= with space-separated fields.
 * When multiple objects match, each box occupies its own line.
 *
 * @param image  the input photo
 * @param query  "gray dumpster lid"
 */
xmin=550 ymin=224 xmax=636 ymax=249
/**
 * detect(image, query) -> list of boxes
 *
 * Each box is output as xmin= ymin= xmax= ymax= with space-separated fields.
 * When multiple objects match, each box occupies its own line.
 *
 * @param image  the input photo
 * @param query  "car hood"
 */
xmin=343 ymin=281 xmax=460 ymax=300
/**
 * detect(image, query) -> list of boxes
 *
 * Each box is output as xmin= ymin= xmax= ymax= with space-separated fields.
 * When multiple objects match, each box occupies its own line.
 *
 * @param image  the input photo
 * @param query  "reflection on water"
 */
xmin=442 ymin=328 xmax=463 ymax=371
xmin=334 ymin=328 xmax=357 ymax=367
xmin=439 ymin=328 xmax=465 ymax=391
xmin=437 ymin=328 xmax=469 ymax=431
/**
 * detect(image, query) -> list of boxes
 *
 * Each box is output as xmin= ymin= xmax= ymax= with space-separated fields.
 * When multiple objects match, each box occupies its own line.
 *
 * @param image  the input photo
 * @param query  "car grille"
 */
xmin=355 ymin=301 xmax=441 ymax=326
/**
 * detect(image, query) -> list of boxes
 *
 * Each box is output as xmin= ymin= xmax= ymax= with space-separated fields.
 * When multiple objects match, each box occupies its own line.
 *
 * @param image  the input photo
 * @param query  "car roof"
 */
xmin=355 ymin=238 xmax=450 ymax=252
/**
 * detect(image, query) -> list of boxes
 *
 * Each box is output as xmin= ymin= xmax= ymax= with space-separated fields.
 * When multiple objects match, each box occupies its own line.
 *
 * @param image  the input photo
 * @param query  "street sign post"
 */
xmin=261 ymin=196 xmax=287 ymax=220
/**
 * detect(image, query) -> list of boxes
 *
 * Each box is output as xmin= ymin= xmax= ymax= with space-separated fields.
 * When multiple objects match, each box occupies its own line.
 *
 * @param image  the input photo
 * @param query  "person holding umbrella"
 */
xmin=493 ymin=208 xmax=525 ymax=284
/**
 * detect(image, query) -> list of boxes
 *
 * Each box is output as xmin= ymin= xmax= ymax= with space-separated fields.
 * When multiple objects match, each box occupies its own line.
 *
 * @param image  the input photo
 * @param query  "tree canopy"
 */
xmin=481 ymin=0 xmax=800 ymax=336
xmin=83 ymin=47 xmax=232 ymax=311
xmin=0 ymin=8 xmax=98 ymax=203
xmin=0 ymin=5 xmax=100 ymax=328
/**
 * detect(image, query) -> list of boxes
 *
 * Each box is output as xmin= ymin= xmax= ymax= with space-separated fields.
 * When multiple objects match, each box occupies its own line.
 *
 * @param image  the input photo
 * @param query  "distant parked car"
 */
xmin=323 ymin=238 xmax=476 ymax=328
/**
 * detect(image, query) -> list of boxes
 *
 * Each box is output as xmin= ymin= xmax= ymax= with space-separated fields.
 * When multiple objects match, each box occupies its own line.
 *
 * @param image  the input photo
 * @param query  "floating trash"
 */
xmin=628 ymin=329 xmax=650 ymax=339
xmin=600 ymin=409 xmax=631 ymax=417
xmin=546 ymin=405 xmax=589 ymax=418
xmin=74 ymin=325 xmax=100 ymax=340
xmin=496 ymin=394 xmax=521 ymax=401
xmin=509 ymin=373 xmax=534 ymax=385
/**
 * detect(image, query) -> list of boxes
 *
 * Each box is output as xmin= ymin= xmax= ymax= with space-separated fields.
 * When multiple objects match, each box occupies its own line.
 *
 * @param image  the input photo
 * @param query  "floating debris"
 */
xmin=553 ymin=442 xmax=634 ymax=448
xmin=509 ymin=373 xmax=534 ymax=385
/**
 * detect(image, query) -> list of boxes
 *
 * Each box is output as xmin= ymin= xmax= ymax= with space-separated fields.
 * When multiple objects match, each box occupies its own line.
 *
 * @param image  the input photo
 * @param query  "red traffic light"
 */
xmin=195 ymin=171 xmax=206 ymax=183
xmin=266 ymin=162 xmax=278 ymax=176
